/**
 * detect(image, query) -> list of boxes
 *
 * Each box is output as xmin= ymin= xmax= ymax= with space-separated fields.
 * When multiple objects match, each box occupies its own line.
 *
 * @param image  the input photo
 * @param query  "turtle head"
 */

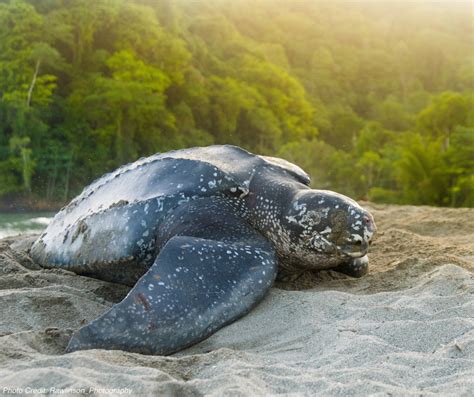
xmin=283 ymin=190 xmax=376 ymax=262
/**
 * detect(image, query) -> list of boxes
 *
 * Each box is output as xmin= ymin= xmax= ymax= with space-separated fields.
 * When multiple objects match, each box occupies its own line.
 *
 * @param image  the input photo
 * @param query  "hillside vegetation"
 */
xmin=0 ymin=0 xmax=472 ymax=206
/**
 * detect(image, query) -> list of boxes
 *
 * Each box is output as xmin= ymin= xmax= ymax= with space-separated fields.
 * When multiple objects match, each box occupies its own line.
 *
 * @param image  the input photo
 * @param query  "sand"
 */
xmin=0 ymin=204 xmax=473 ymax=396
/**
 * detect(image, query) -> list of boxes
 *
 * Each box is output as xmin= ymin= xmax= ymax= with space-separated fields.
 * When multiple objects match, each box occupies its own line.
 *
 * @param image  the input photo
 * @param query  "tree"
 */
xmin=9 ymin=135 xmax=35 ymax=192
xmin=445 ymin=126 xmax=474 ymax=206
xmin=0 ymin=0 xmax=472 ymax=207
xmin=319 ymin=106 xmax=364 ymax=151
xmin=68 ymin=50 xmax=174 ymax=165
xmin=394 ymin=133 xmax=449 ymax=205
xmin=417 ymin=92 xmax=470 ymax=149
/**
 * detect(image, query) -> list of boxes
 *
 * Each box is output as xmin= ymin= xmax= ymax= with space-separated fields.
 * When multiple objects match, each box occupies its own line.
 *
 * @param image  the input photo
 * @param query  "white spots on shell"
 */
xmin=293 ymin=201 xmax=307 ymax=212
xmin=364 ymin=228 xmax=374 ymax=241
xmin=285 ymin=215 xmax=299 ymax=224
xmin=156 ymin=197 xmax=164 ymax=212
xmin=320 ymin=226 xmax=332 ymax=235
xmin=310 ymin=234 xmax=332 ymax=251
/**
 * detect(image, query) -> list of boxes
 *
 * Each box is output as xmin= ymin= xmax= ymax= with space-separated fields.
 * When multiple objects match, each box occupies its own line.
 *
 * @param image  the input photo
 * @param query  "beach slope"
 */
xmin=0 ymin=204 xmax=473 ymax=396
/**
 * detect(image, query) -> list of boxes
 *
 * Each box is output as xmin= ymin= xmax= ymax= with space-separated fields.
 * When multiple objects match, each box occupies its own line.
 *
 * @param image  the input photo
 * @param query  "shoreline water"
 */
xmin=0 ymin=212 xmax=54 ymax=239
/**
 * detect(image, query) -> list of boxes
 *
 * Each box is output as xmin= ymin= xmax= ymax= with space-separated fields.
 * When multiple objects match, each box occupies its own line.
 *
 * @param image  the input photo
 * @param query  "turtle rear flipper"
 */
xmin=66 ymin=201 xmax=277 ymax=355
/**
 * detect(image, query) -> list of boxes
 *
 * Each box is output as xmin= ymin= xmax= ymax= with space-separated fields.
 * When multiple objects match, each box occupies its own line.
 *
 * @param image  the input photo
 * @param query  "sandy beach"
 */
xmin=0 ymin=203 xmax=473 ymax=396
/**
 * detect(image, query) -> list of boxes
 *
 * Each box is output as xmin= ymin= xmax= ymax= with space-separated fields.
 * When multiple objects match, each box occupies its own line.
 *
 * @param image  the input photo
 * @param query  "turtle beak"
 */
xmin=338 ymin=213 xmax=376 ymax=258
xmin=338 ymin=240 xmax=369 ymax=258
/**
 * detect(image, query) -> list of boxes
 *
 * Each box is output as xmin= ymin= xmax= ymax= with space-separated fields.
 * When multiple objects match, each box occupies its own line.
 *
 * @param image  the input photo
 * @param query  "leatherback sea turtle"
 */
xmin=31 ymin=145 xmax=376 ymax=355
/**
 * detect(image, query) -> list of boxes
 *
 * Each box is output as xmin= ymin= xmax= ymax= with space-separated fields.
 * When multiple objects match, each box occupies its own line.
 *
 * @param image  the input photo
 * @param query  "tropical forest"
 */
xmin=0 ymin=0 xmax=472 ymax=208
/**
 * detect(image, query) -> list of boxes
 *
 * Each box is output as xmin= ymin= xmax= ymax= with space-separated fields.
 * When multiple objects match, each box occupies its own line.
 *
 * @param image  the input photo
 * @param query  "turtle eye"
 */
xmin=363 ymin=215 xmax=376 ymax=232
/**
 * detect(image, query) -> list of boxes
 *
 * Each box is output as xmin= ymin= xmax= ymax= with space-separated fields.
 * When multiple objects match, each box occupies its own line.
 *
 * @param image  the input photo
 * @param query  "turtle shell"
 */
xmin=30 ymin=145 xmax=308 ymax=283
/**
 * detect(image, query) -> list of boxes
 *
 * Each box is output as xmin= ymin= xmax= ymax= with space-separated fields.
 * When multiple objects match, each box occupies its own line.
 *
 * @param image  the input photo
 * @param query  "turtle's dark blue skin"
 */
xmin=31 ymin=145 xmax=376 ymax=355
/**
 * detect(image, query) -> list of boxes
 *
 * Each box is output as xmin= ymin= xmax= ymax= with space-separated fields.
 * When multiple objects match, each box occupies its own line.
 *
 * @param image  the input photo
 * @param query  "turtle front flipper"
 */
xmin=333 ymin=255 xmax=369 ymax=278
xmin=66 ymin=200 xmax=277 ymax=355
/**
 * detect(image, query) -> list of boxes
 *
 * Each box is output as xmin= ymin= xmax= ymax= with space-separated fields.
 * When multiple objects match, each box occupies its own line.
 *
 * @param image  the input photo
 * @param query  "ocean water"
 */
xmin=0 ymin=212 xmax=54 ymax=239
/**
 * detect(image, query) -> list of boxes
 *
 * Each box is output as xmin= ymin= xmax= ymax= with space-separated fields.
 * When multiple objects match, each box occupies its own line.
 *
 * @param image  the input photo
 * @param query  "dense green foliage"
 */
xmin=0 ymin=0 xmax=472 ymax=206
